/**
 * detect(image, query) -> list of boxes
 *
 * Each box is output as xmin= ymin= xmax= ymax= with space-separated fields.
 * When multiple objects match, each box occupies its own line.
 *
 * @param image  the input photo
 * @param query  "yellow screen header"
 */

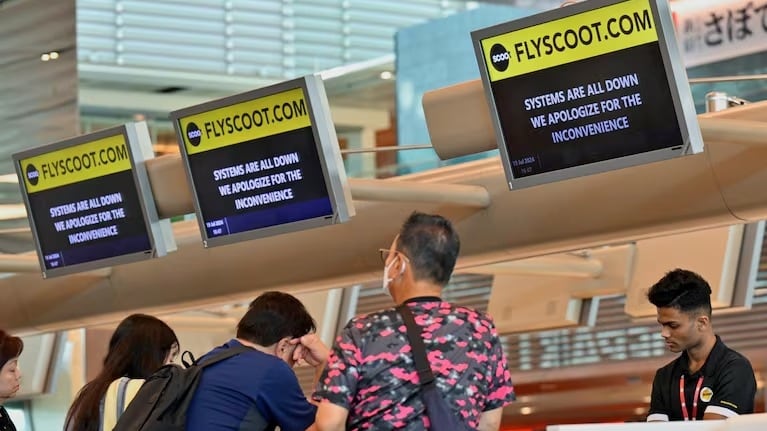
xmin=21 ymin=134 xmax=132 ymax=193
xmin=178 ymin=87 xmax=312 ymax=155
xmin=481 ymin=0 xmax=658 ymax=81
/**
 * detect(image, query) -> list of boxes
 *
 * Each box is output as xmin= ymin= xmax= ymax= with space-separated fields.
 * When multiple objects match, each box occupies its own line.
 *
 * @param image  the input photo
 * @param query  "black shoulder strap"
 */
xmin=181 ymin=351 xmax=196 ymax=368
xmin=196 ymin=344 xmax=252 ymax=368
xmin=396 ymin=304 xmax=435 ymax=386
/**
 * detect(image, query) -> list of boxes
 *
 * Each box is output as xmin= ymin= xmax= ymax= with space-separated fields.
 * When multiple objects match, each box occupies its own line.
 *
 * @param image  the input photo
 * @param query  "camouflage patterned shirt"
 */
xmin=313 ymin=297 xmax=515 ymax=430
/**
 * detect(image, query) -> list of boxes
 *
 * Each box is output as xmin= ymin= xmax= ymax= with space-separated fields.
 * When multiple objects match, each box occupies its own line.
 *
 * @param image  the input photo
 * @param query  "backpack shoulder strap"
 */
xmin=396 ymin=304 xmax=435 ymax=385
xmin=196 ymin=344 xmax=253 ymax=368
xmin=180 ymin=351 xmax=196 ymax=368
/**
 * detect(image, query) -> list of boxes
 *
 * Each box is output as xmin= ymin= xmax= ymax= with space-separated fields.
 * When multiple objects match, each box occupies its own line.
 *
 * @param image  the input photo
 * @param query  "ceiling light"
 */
xmin=520 ymin=407 xmax=533 ymax=415
xmin=379 ymin=71 xmax=394 ymax=80
xmin=41 ymin=51 xmax=60 ymax=62
xmin=634 ymin=407 xmax=646 ymax=416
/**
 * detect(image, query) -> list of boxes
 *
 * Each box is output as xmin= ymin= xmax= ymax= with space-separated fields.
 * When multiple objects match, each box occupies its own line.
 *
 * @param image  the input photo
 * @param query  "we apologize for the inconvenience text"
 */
xmin=212 ymin=151 xmax=303 ymax=211
xmin=48 ymin=192 xmax=127 ymax=248
xmin=525 ymin=72 xmax=642 ymax=144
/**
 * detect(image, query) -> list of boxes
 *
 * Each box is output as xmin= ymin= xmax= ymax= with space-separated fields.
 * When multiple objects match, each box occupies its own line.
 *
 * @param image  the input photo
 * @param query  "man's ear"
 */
xmin=697 ymin=315 xmax=710 ymax=331
xmin=276 ymin=337 xmax=291 ymax=354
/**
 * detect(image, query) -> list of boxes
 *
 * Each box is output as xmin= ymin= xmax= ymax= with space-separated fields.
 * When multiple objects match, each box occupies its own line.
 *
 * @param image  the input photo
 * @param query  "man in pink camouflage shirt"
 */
xmin=314 ymin=212 xmax=515 ymax=430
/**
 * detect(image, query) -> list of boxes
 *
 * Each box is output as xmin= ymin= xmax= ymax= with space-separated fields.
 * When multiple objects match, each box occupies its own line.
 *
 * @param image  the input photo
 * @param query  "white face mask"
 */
xmin=382 ymin=257 xmax=405 ymax=297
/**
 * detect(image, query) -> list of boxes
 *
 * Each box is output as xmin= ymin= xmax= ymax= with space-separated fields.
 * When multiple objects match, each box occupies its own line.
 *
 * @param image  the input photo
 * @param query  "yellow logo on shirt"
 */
xmin=700 ymin=387 xmax=713 ymax=403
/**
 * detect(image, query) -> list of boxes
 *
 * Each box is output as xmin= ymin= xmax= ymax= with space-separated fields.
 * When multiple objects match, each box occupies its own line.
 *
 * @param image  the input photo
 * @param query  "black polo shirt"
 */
xmin=647 ymin=335 xmax=756 ymax=421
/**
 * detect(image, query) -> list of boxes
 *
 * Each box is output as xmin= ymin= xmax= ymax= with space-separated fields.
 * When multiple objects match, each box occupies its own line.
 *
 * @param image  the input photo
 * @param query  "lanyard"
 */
xmin=679 ymin=375 xmax=704 ymax=421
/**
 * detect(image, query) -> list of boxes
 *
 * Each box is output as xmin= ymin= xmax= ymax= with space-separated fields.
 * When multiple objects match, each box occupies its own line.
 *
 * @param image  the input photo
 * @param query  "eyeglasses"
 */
xmin=379 ymin=248 xmax=410 ymax=264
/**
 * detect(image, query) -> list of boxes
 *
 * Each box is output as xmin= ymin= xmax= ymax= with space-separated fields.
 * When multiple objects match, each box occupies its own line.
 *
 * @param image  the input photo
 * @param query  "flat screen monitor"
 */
xmin=13 ymin=123 xmax=175 ymax=278
xmin=472 ymin=0 xmax=703 ymax=189
xmin=170 ymin=75 xmax=354 ymax=248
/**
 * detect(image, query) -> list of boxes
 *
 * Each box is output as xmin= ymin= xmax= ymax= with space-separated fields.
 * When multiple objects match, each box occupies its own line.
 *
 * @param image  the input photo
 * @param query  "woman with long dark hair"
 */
xmin=65 ymin=314 xmax=179 ymax=431
xmin=0 ymin=330 xmax=23 ymax=431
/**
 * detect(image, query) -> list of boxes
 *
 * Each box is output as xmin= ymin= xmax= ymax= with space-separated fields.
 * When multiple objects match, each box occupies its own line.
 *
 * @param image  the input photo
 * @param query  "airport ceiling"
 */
xmin=4 ymin=0 xmax=705 ymax=183
xmin=0 ymin=0 xmax=574 ymax=181
xmin=77 ymin=54 xmax=397 ymax=119
xmin=0 ymin=0 xmax=400 ymax=254
xmin=0 ymin=0 xmax=77 ymax=176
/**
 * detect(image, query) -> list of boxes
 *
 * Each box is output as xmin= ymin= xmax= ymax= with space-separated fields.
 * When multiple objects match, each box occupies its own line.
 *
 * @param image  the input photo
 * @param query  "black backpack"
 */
xmin=113 ymin=344 xmax=252 ymax=431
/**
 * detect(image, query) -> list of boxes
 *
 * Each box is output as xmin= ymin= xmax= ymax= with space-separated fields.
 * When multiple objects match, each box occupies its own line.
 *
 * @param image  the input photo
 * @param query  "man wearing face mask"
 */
xmin=646 ymin=269 xmax=756 ymax=422
xmin=186 ymin=291 xmax=329 ymax=431
xmin=313 ymin=212 xmax=515 ymax=431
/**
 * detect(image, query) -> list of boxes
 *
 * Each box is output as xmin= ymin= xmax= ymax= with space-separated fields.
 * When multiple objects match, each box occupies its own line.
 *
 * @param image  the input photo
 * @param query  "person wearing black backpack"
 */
xmin=314 ymin=212 xmax=516 ymax=431
xmin=185 ymin=291 xmax=329 ymax=431
xmin=65 ymin=314 xmax=180 ymax=431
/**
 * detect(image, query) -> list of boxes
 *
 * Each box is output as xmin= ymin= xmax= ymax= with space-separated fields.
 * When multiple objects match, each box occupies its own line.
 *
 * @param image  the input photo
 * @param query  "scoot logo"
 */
xmin=186 ymin=122 xmax=202 ymax=147
xmin=26 ymin=164 xmax=39 ymax=186
xmin=490 ymin=43 xmax=510 ymax=72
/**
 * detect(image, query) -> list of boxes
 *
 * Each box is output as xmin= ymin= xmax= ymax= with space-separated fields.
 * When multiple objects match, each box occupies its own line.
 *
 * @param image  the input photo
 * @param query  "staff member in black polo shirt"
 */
xmin=646 ymin=269 xmax=756 ymax=422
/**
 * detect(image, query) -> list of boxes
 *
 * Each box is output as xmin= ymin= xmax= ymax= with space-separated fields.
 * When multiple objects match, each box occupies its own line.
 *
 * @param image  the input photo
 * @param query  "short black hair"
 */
xmin=238 ymin=291 xmax=316 ymax=346
xmin=396 ymin=212 xmax=460 ymax=287
xmin=647 ymin=268 xmax=712 ymax=317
